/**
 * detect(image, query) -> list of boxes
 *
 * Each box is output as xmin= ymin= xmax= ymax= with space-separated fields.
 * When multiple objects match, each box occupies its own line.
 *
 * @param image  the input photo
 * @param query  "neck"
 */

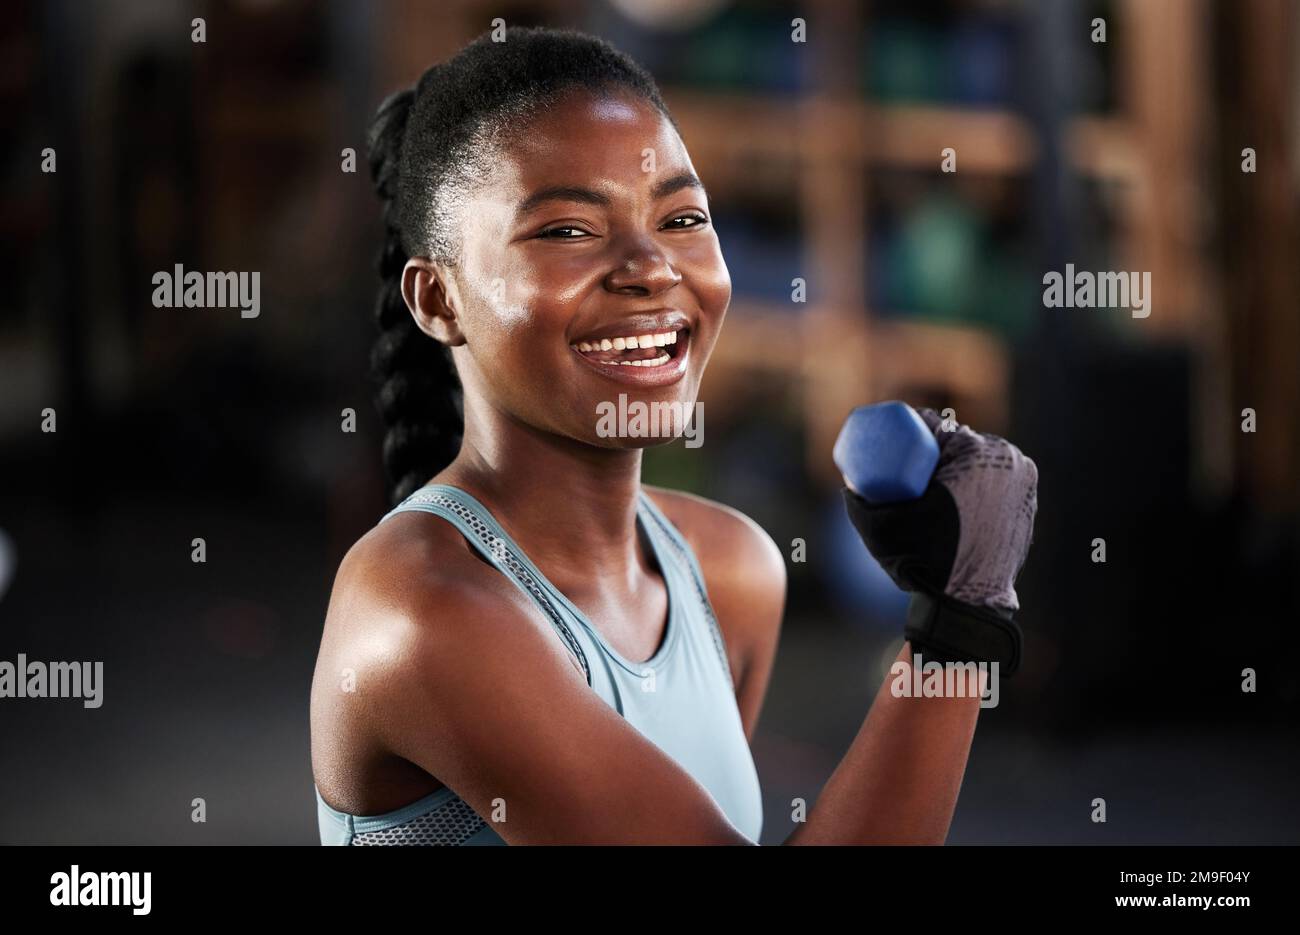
xmin=437 ymin=399 xmax=647 ymax=585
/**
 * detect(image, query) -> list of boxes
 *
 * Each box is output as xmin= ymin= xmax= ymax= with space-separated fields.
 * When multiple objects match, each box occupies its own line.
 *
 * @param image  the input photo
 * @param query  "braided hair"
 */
xmin=365 ymin=26 xmax=675 ymax=505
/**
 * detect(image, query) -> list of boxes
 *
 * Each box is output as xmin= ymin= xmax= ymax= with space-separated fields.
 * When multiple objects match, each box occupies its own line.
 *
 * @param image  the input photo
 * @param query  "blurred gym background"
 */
xmin=2 ymin=0 xmax=1298 ymax=844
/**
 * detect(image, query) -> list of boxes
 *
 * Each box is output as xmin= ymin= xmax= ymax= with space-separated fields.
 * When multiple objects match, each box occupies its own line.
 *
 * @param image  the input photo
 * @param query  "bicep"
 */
xmin=375 ymin=592 xmax=754 ymax=845
xmin=712 ymin=569 xmax=783 ymax=743
xmin=734 ymin=613 xmax=780 ymax=742
xmin=694 ymin=523 xmax=786 ymax=744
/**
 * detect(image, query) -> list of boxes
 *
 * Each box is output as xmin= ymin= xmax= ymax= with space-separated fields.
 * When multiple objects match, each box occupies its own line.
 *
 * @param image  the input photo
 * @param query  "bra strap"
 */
xmin=386 ymin=486 xmax=593 ymax=687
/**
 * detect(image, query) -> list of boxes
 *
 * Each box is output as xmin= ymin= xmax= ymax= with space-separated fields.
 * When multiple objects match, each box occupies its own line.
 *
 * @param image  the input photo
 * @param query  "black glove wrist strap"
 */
xmin=904 ymin=591 xmax=1023 ymax=677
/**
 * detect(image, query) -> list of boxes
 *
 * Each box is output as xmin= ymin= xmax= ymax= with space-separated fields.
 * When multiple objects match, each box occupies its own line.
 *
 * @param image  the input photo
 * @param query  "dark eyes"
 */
xmin=536 ymin=213 xmax=709 ymax=240
xmin=535 ymin=226 xmax=589 ymax=240
xmin=663 ymin=212 xmax=709 ymax=231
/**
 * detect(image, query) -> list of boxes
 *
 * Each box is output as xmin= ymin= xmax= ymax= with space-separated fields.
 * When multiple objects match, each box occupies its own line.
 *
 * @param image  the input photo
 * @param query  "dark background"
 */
xmin=1 ymin=0 xmax=1297 ymax=844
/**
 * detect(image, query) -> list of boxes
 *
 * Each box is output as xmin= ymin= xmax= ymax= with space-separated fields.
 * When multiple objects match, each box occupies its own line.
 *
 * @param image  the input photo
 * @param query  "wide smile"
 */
xmin=569 ymin=324 xmax=691 ymax=387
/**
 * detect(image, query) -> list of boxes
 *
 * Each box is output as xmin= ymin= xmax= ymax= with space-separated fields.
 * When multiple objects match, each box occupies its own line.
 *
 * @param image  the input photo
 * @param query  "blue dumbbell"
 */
xmin=833 ymin=401 xmax=940 ymax=502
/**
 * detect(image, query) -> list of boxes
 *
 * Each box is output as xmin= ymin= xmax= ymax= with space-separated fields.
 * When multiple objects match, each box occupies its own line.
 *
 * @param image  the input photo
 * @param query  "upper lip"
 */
xmin=570 ymin=310 xmax=692 ymax=345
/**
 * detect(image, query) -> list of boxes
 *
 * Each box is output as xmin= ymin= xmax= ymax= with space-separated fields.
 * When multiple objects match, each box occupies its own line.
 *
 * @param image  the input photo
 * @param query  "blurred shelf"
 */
xmin=666 ymin=89 xmax=805 ymax=164
xmin=1067 ymin=115 xmax=1141 ymax=183
xmin=868 ymin=317 xmax=1009 ymax=422
xmin=670 ymin=88 xmax=1137 ymax=182
xmin=710 ymin=301 xmax=1011 ymax=483
xmin=864 ymin=104 xmax=1036 ymax=174
xmin=710 ymin=299 xmax=806 ymax=375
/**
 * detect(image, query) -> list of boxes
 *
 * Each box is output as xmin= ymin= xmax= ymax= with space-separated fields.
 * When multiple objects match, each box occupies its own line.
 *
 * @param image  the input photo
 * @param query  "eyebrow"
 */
xmin=514 ymin=172 xmax=707 ymax=219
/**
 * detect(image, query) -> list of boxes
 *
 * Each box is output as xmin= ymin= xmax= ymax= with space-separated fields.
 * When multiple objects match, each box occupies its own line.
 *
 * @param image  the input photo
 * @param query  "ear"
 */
xmin=401 ymin=257 xmax=466 ymax=346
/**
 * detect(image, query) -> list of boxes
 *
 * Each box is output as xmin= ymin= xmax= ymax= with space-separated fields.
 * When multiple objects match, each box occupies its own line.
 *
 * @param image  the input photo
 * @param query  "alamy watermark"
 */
xmin=152 ymin=264 xmax=260 ymax=319
xmin=889 ymin=652 xmax=999 ymax=709
xmin=595 ymin=393 xmax=703 ymax=448
xmin=1042 ymin=264 xmax=1150 ymax=318
xmin=50 ymin=866 xmax=150 ymax=915
xmin=0 ymin=654 xmax=103 ymax=708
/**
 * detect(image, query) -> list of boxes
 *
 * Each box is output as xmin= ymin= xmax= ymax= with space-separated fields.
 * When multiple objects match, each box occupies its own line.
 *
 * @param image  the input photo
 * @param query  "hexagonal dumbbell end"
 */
xmin=832 ymin=401 xmax=940 ymax=503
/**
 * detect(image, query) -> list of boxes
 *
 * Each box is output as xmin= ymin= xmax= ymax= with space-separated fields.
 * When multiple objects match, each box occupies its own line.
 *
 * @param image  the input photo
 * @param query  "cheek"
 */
xmin=687 ymin=240 xmax=732 ymax=322
xmin=466 ymin=251 xmax=590 ymax=341
xmin=705 ymin=255 xmax=732 ymax=310
xmin=465 ymin=261 xmax=534 ymax=337
xmin=687 ymin=229 xmax=729 ymax=284
xmin=458 ymin=262 xmax=585 ymax=403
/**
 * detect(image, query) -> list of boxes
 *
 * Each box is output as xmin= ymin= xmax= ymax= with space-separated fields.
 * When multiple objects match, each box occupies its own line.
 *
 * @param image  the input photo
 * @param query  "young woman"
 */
xmin=309 ymin=26 xmax=1036 ymax=845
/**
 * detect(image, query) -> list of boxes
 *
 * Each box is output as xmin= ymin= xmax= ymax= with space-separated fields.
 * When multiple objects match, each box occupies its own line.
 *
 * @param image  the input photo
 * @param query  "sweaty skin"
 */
xmin=310 ymin=88 xmax=984 ymax=844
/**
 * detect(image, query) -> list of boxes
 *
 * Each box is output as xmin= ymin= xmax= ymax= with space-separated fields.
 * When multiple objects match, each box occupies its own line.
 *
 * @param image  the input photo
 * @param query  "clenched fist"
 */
xmin=842 ymin=408 xmax=1038 ymax=674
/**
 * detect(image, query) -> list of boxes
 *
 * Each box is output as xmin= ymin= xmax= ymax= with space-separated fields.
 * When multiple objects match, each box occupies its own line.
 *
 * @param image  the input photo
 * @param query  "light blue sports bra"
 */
xmin=315 ymin=483 xmax=764 ymax=845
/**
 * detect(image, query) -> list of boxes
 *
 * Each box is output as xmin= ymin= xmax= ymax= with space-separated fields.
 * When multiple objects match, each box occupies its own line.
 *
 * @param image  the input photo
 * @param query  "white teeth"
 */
xmin=573 ymin=330 xmax=683 ymax=359
xmin=616 ymin=353 xmax=671 ymax=367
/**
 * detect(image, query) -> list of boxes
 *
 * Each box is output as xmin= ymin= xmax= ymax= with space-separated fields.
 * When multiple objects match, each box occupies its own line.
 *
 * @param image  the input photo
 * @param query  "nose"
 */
xmin=603 ymin=237 xmax=682 ymax=297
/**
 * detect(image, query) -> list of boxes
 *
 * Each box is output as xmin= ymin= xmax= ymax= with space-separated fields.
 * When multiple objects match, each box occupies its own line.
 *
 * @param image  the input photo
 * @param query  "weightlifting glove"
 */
xmin=842 ymin=408 xmax=1038 ymax=675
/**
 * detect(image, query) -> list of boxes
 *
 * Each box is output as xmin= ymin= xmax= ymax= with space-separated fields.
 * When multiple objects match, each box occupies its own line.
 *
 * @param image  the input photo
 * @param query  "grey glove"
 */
xmin=842 ymin=408 xmax=1038 ymax=672
xmin=919 ymin=408 xmax=1038 ymax=611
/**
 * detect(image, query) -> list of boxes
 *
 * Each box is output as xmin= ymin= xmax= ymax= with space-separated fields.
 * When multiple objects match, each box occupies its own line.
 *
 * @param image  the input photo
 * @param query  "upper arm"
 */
xmin=645 ymin=488 xmax=787 ymax=743
xmin=357 ymin=567 xmax=755 ymax=845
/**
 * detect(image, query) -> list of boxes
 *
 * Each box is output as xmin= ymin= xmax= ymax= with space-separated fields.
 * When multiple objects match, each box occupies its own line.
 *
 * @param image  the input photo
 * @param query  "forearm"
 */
xmin=784 ymin=641 xmax=984 ymax=845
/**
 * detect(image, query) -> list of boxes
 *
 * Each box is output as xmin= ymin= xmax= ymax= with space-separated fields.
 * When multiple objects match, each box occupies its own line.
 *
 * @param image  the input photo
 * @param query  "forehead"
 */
xmin=492 ymin=90 xmax=692 ymax=197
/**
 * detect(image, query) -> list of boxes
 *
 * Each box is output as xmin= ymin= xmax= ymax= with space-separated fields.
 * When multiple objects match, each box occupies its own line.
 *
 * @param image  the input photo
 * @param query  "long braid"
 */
xmin=363 ymin=27 xmax=674 ymax=508
xmin=367 ymin=87 xmax=462 ymax=506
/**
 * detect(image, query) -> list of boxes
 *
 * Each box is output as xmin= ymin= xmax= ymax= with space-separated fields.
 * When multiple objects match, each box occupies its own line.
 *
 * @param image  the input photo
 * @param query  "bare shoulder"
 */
xmin=643 ymin=486 xmax=786 ymax=707
xmin=643 ymin=486 xmax=786 ymax=589
xmin=315 ymin=510 xmax=586 ymax=683
xmin=310 ymin=510 xmax=587 ymax=807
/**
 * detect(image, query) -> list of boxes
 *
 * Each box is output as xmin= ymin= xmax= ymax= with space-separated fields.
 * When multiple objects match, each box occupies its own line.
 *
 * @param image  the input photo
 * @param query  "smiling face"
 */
xmin=404 ymin=88 xmax=730 ymax=449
